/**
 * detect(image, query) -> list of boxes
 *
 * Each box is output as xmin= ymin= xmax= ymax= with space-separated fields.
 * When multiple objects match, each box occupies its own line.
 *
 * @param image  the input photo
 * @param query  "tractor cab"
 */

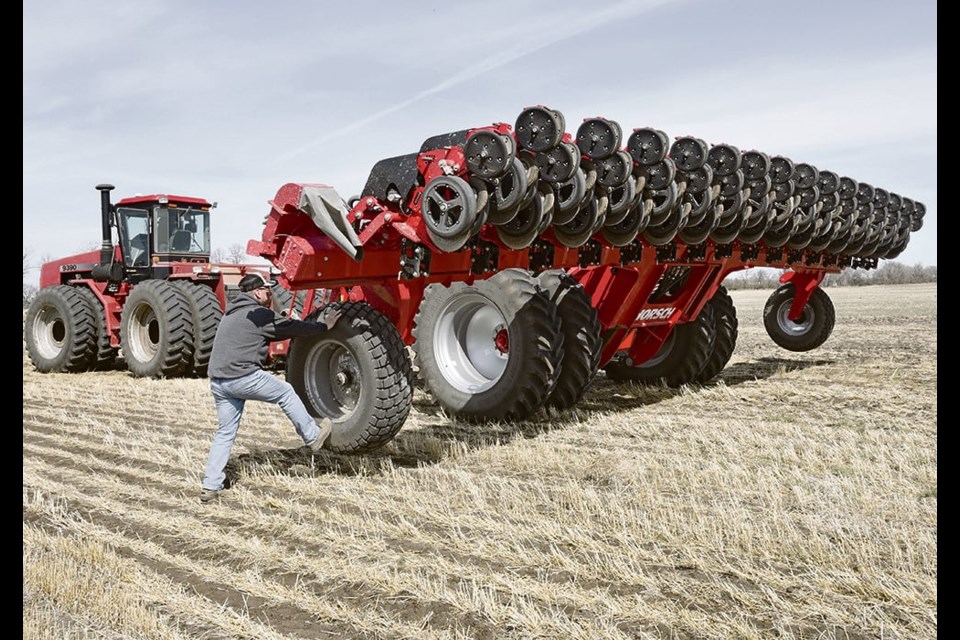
xmin=114 ymin=194 xmax=214 ymax=272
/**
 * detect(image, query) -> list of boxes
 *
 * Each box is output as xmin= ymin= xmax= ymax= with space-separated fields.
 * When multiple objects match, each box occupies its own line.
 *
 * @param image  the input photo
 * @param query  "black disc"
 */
xmin=838 ymin=176 xmax=859 ymax=200
xmin=769 ymin=156 xmax=796 ymax=184
xmin=857 ymin=182 xmax=875 ymax=203
xmin=576 ymin=117 xmax=622 ymax=160
xmin=496 ymin=190 xmax=544 ymax=250
xmin=793 ymin=163 xmax=819 ymax=190
xmin=486 ymin=157 xmax=529 ymax=224
xmin=707 ymin=143 xmax=741 ymax=177
xmin=602 ymin=202 xmax=648 ymax=247
xmin=420 ymin=175 xmax=478 ymax=251
xmin=553 ymin=197 xmax=600 ymax=248
xmin=464 ymin=129 xmax=514 ymax=180
xmin=745 ymin=175 xmax=772 ymax=200
xmin=886 ymin=192 xmax=902 ymax=213
xmin=553 ymin=167 xmax=588 ymax=225
xmin=627 ymin=127 xmax=669 ymax=165
xmin=797 ymin=185 xmax=820 ymax=208
xmin=637 ymin=158 xmax=676 ymax=191
xmin=741 ymin=150 xmax=771 ymax=181
xmin=514 ymin=106 xmax=565 ymax=152
xmin=771 ymin=179 xmax=796 ymax=203
xmin=718 ymin=170 xmax=744 ymax=198
xmin=872 ymin=187 xmax=889 ymax=209
xmin=817 ymin=170 xmax=840 ymax=196
xmin=536 ymin=142 xmax=580 ymax=183
xmin=596 ymin=150 xmax=633 ymax=188
xmin=819 ymin=191 xmax=840 ymax=213
xmin=680 ymin=164 xmax=713 ymax=194
xmin=669 ymin=136 xmax=708 ymax=172
xmin=605 ymin=177 xmax=638 ymax=226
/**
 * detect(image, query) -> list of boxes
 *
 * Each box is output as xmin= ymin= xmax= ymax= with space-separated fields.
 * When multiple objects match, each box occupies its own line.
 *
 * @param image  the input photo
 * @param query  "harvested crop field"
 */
xmin=23 ymin=283 xmax=937 ymax=639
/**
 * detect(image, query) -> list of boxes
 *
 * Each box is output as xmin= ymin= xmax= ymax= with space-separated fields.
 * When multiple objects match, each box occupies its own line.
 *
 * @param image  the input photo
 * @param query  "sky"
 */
xmin=23 ymin=0 xmax=937 ymax=285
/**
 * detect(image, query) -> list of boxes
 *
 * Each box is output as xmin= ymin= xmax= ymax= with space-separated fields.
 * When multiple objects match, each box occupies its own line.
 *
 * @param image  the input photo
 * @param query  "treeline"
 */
xmin=724 ymin=261 xmax=937 ymax=290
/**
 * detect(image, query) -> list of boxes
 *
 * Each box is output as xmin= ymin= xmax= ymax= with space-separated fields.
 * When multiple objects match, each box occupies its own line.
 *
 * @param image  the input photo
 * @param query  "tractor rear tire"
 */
xmin=120 ymin=280 xmax=195 ymax=378
xmin=73 ymin=287 xmax=120 ymax=370
xmin=604 ymin=304 xmax=715 ymax=387
xmin=171 ymin=281 xmax=222 ymax=378
xmin=286 ymin=301 xmax=413 ymax=454
xmin=24 ymin=285 xmax=99 ymax=373
xmin=412 ymin=268 xmax=563 ymax=422
xmin=696 ymin=286 xmax=738 ymax=383
xmin=536 ymin=270 xmax=602 ymax=410
xmin=763 ymin=284 xmax=835 ymax=352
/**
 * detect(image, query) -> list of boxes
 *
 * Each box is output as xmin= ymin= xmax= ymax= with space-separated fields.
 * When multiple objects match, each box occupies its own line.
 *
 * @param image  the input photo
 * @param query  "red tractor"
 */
xmin=24 ymin=184 xmax=278 ymax=378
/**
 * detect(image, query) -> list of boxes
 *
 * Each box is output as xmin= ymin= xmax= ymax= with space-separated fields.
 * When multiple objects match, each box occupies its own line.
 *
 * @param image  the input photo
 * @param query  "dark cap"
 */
xmin=238 ymin=273 xmax=278 ymax=292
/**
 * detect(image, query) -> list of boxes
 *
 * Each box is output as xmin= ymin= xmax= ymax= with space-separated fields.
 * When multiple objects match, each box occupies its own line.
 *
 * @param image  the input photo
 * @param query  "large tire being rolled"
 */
xmin=603 ymin=304 xmax=714 ymax=387
xmin=763 ymin=284 xmax=835 ymax=352
xmin=73 ymin=287 xmax=120 ymax=370
xmin=412 ymin=268 xmax=563 ymax=422
xmin=171 ymin=281 xmax=223 ymax=377
xmin=120 ymin=280 xmax=195 ymax=378
xmin=24 ymin=285 xmax=98 ymax=373
xmin=696 ymin=286 xmax=738 ymax=383
xmin=536 ymin=270 xmax=602 ymax=410
xmin=286 ymin=301 xmax=413 ymax=454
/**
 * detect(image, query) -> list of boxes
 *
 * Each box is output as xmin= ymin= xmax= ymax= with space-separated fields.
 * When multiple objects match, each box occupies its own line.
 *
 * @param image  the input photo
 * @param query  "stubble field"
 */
xmin=23 ymin=283 xmax=937 ymax=639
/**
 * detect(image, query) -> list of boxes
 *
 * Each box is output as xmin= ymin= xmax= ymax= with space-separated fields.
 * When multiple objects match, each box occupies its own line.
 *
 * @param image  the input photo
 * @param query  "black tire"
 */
xmin=286 ymin=301 xmax=413 ymax=454
xmin=120 ymin=280 xmax=195 ymax=378
xmin=271 ymin=284 xmax=317 ymax=319
xmin=24 ymin=285 xmax=99 ymax=373
xmin=763 ymin=284 xmax=835 ymax=352
xmin=603 ymin=305 xmax=714 ymax=387
xmin=171 ymin=281 xmax=223 ymax=377
xmin=537 ymin=270 xmax=602 ymax=410
xmin=73 ymin=286 xmax=120 ymax=370
xmin=412 ymin=268 xmax=563 ymax=421
xmin=696 ymin=286 xmax=738 ymax=383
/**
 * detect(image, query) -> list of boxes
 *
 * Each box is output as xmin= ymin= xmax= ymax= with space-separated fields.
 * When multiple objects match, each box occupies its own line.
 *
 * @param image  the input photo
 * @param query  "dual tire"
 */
xmin=412 ymin=269 xmax=565 ymax=422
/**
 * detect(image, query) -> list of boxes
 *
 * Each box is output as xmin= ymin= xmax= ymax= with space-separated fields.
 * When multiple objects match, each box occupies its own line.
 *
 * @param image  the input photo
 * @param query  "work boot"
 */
xmin=199 ymin=488 xmax=221 ymax=503
xmin=309 ymin=418 xmax=332 ymax=452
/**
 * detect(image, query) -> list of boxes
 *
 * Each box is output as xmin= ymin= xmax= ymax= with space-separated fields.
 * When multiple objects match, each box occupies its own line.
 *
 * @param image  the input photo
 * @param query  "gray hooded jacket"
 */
xmin=208 ymin=293 xmax=330 ymax=379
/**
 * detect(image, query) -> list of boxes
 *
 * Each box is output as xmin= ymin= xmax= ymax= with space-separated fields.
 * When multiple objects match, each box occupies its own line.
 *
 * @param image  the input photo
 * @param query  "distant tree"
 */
xmin=226 ymin=243 xmax=247 ymax=264
xmin=210 ymin=247 xmax=226 ymax=263
xmin=23 ymin=284 xmax=37 ymax=308
xmin=873 ymin=261 xmax=909 ymax=284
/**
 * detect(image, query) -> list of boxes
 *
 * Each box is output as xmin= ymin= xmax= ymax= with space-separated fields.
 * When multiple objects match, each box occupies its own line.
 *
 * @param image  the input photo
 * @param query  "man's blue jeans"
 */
xmin=202 ymin=369 xmax=323 ymax=491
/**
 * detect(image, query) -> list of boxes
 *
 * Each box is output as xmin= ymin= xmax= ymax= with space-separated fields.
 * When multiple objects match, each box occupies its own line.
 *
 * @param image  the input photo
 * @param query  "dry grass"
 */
xmin=22 ymin=283 xmax=937 ymax=639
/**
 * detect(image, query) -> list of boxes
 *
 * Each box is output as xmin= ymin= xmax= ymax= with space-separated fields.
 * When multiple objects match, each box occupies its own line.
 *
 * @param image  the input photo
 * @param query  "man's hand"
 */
xmin=321 ymin=308 xmax=342 ymax=329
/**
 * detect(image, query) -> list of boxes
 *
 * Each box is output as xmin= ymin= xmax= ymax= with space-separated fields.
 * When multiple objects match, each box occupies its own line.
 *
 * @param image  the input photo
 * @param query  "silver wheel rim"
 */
xmin=128 ymin=302 xmax=160 ymax=363
xmin=32 ymin=304 xmax=66 ymax=359
xmin=433 ymin=292 xmax=509 ymax=393
xmin=303 ymin=340 xmax=361 ymax=420
xmin=776 ymin=300 xmax=813 ymax=336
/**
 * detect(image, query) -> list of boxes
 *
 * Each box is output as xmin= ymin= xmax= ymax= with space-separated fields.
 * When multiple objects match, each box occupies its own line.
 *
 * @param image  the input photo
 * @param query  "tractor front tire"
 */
xmin=24 ymin=285 xmax=98 ymax=373
xmin=286 ymin=301 xmax=413 ymax=454
xmin=120 ymin=280 xmax=195 ymax=378
xmin=763 ymin=284 xmax=835 ymax=352
xmin=171 ymin=281 xmax=222 ymax=377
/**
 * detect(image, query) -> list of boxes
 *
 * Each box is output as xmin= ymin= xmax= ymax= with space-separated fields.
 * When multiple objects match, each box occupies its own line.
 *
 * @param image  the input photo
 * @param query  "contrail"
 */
xmin=274 ymin=0 xmax=678 ymax=164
